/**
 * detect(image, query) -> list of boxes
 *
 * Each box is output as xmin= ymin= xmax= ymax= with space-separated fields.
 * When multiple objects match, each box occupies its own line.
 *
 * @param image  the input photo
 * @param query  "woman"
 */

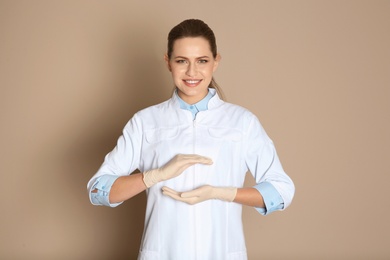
xmin=87 ymin=19 xmax=294 ymax=260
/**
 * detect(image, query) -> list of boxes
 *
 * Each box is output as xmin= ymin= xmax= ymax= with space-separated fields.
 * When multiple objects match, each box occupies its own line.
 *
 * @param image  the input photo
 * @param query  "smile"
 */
xmin=183 ymin=79 xmax=202 ymax=87
xmin=184 ymin=80 xmax=201 ymax=84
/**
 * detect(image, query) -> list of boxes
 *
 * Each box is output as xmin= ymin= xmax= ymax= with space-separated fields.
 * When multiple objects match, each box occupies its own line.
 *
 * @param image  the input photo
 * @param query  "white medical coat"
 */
xmin=88 ymin=90 xmax=294 ymax=260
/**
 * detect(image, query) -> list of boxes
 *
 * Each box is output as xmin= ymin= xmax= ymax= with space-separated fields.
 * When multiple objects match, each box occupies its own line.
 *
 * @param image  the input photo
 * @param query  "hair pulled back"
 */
xmin=167 ymin=19 xmax=225 ymax=100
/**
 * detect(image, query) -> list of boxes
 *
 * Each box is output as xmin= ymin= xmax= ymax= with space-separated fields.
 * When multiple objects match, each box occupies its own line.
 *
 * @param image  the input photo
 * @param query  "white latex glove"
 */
xmin=143 ymin=154 xmax=213 ymax=188
xmin=162 ymin=185 xmax=237 ymax=205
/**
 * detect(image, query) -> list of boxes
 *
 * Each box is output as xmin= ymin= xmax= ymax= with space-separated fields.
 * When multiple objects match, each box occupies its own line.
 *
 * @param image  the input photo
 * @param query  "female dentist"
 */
xmin=87 ymin=19 xmax=295 ymax=260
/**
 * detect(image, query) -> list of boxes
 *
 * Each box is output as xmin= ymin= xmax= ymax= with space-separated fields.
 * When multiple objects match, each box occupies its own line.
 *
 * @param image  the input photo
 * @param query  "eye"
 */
xmin=175 ymin=59 xmax=187 ymax=64
xmin=198 ymin=59 xmax=209 ymax=63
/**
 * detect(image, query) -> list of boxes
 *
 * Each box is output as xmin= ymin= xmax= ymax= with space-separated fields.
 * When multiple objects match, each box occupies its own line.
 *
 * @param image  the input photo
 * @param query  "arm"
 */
xmin=234 ymin=183 xmax=285 ymax=214
xmin=107 ymin=172 xmax=147 ymax=204
xmin=245 ymin=115 xmax=295 ymax=213
xmin=89 ymin=173 xmax=147 ymax=206
xmin=91 ymin=154 xmax=213 ymax=205
xmin=87 ymin=115 xmax=143 ymax=206
xmin=161 ymin=186 xmax=266 ymax=207
xmin=234 ymin=187 xmax=265 ymax=208
xmin=162 ymin=186 xmax=276 ymax=209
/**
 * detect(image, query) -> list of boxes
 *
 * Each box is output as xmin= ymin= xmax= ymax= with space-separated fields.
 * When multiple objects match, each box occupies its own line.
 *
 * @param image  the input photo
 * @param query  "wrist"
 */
xmin=143 ymin=169 xmax=161 ymax=188
xmin=214 ymin=187 xmax=237 ymax=202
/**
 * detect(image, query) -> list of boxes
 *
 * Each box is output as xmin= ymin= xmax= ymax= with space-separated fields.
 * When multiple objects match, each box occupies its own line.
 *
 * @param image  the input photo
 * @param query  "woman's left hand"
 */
xmin=162 ymin=185 xmax=237 ymax=205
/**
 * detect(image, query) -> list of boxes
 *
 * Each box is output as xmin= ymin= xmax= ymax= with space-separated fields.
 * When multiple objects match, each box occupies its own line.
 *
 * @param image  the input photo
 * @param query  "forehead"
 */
xmin=172 ymin=37 xmax=212 ymax=56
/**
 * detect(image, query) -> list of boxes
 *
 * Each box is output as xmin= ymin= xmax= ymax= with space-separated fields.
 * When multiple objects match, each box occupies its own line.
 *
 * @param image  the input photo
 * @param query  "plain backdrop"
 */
xmin=1 ymin=0 xmax=389 ymax=259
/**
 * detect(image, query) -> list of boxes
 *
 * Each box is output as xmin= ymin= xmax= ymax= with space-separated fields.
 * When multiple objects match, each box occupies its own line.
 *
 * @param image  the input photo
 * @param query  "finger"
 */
xmin=162 ymin=190 xmax=182 ymax=200
xmin=162 ymin=186 xmax=199 ymax=204
xmin=163 ymin=191 xmax=200 ymax=205
xmin=190 ymin=155 xmax=213 ymax=165
xmin=175 ymin=159 xmax=213 ymax=175
xmin=179 ymin=154 xmax=213 ymax=165
xmin=161 ymin=186 xmax=180 ymax=195
xmin=180 ymin=185 xmax=211 ymax=198
xmin=163 ymin=189 xmax=187 ymax=202
xmin=162 ymin=186 xmax=201 ymax=198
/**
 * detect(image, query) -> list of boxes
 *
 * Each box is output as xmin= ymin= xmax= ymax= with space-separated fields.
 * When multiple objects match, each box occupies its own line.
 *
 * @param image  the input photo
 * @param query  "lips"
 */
xmin=183 ymin=79 xmax=202 ymax=87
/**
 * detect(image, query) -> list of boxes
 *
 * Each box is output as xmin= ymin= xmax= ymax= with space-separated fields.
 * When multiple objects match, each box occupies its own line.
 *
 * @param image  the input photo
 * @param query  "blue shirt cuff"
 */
xmin=253 ymin=182 xmax=284 ymax=215
xmin=89 ymin=175 xmax=122 ymax=207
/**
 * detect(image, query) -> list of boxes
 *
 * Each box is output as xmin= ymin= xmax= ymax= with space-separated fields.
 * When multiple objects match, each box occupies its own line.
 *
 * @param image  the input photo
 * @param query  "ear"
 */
xmin=213 ymin=53 xmax=221 ymax=72
xmin=164 ymin=53 xmax=172 ymax=72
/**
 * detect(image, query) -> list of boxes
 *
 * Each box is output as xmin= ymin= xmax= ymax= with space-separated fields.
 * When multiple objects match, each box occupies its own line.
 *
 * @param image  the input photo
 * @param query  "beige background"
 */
xmin=1 ymin=0 xmax=389 ymax=259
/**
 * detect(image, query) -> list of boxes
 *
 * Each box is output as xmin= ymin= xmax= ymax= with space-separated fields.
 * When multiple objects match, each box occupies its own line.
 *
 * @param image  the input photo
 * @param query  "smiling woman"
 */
xmin=165 ymin=37 xmax=220 ymax=104
xmin=87 ymin=19 xmax=294 ymax=260
xmin=166 ymin=19 xmax=225 ymax=101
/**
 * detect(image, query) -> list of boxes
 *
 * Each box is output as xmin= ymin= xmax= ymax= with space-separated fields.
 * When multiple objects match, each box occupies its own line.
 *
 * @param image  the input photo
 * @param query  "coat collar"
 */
xmin=169 ymin=88 xmax=224 ymax=110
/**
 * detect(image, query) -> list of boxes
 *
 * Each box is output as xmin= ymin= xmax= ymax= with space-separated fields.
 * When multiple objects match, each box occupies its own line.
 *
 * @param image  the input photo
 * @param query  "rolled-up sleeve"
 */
xmin=245 ymin=115 xmax=295 ymax=215
xmin=254 ymin=182 xmax=284 ymax=215
xmin=87 ymin=114 xmax=142 ymax=207
xmin=89 ymin=175 xmax=122 ymax=207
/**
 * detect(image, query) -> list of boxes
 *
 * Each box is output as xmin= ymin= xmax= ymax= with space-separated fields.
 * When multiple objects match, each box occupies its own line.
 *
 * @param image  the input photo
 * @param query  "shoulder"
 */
xmin=219 ymin=101 xmax=268 ymax=137
xmin=129 ymin=98 xmax=179 ymax=129
xmin=219 ymin=101 xmax=258 ymax=121
xmin=136 ymin=99 xmax=171 ymax=116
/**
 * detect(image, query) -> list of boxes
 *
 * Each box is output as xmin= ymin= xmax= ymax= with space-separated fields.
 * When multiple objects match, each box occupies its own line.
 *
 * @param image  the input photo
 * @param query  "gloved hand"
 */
xmin=143 ymin=154 xmax=213 ymax=188
xmin=162 ymin=185 xmax=237 ymax=205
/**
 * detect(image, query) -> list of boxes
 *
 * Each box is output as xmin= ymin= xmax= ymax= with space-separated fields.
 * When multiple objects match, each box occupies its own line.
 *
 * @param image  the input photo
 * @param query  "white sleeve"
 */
xmin=244 ymin=115 xmax=295 ymax=210
xmin=87 ymin=114 xmax=143 ymax=205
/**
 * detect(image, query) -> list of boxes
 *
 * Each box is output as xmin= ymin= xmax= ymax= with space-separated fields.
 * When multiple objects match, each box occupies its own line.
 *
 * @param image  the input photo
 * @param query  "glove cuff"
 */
xmin=216 ymin=187 xmax=237 ymax=202
xmin=143 ymin=169 xmax=160 ymax=188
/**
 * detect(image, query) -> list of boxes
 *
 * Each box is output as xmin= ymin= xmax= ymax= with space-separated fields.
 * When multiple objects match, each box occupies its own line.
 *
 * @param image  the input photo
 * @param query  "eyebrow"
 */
xmin=174 ymin=55 xmax=211 ymax=59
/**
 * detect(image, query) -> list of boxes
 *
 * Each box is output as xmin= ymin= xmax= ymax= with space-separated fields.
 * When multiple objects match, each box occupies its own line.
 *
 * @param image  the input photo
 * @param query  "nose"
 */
xmin=185 ymin=62 xmax=197 ymax=77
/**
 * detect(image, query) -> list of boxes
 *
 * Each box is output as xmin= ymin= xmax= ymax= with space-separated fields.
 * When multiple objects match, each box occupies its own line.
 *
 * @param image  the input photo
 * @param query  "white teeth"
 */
xmin=185 ymin=80 xmax=200 ymax=84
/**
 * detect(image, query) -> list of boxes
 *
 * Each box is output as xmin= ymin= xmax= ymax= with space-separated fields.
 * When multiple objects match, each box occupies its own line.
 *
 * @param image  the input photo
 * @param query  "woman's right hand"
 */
xmin=142 ymin=154 xmax=213 ymax=188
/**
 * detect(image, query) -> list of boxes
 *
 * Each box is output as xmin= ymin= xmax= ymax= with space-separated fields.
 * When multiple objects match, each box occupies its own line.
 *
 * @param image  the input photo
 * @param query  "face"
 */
xmin=165 ymin=37 xmax=220 ymax=104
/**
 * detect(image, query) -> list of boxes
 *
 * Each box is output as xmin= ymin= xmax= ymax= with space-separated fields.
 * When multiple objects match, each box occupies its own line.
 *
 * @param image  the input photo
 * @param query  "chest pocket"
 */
xmin=145 ymin=127 xmax=180 ymax=144
xmin=208 ymin=128 xmax=243 ymax=142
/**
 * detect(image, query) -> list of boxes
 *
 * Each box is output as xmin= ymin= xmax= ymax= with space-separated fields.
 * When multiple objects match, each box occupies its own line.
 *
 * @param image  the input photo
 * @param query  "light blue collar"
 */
xmin=177 ymin=90 xmax=214 ymax=119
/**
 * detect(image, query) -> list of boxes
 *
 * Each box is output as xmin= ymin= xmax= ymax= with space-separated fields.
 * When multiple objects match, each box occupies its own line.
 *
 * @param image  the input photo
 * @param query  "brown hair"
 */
xmin=167 ymin=19 xmax=225 ymax=100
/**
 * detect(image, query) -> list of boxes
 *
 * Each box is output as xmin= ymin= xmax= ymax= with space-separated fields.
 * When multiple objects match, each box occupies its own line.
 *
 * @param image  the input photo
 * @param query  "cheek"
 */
xmin=171 ymin=69 xmax=181 ymax=77
xmin=202 ymin=66 xmax=215 ymax=77
xmin=170 ymin=65 xmax=184 ymax=75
